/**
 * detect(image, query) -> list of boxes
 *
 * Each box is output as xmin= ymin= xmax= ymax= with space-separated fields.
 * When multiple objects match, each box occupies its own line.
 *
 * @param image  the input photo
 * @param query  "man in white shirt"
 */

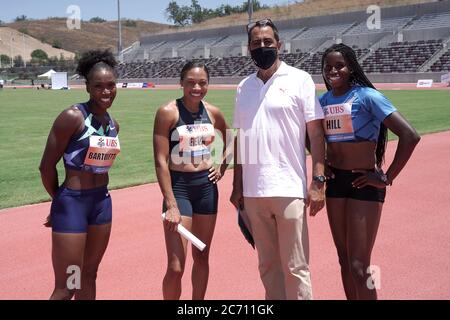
xmin=230 ymin=18 xmax=326 ymax=300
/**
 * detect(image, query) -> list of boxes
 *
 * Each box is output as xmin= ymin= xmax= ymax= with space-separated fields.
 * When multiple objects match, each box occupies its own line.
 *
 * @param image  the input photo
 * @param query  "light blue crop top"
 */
xmin=319 ymin=86 xmax=396 ymax=143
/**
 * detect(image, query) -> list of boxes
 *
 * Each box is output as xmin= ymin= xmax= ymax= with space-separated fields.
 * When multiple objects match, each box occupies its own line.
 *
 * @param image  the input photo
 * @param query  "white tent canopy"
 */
xmin=37 ymin=69 xmax=57 ymax=79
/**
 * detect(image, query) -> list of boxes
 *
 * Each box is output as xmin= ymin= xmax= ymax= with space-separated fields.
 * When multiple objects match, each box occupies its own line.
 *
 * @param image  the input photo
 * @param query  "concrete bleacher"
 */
xmin=181 ymin=37 xmax=223 ymax=49
xmin=296 ymin=23 xmax=354 ymax=39
xmin=213 ymin=34 xmax=247 ymax=47
xmin=116 ymin=0 xmax=450 ymax=81
xmin=406 ymin=12 xmax=450 ymax=30
xmin=279 ymin=28 xmax=304 ymax=40
xmin=345 ymin=16 xmax=413 ymax=35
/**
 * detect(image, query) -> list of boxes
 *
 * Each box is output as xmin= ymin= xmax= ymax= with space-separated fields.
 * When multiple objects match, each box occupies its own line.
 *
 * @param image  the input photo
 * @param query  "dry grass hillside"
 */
xmin=0 ymin=26 xmax=74 ymax=61
xmin=6 ymin=19 xmax=170 ymax=54
xmin=154 ymin=0 xmax=437 ymax=34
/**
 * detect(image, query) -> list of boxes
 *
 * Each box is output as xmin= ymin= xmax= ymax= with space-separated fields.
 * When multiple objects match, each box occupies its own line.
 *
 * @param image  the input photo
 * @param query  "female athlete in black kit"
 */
xmin=153 ymin=61 xmax=231 ymax=300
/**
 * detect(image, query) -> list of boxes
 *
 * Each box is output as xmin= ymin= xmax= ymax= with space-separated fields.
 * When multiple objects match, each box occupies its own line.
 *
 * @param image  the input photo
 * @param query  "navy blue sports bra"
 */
xmin=169 ymin=98 xmax=215 ymax=161
xmin=63 ymin=103 xmax=120 ymax=174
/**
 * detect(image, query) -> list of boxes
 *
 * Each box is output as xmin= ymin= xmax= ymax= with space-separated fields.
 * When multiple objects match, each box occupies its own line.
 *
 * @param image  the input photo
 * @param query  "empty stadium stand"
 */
xmin=362 ymin=40 xmax=443 ymax=73
xmin=429 ymin=49 xmax=450 ymax=72
xmin=81 ymin=0 xmax=449 ymax=83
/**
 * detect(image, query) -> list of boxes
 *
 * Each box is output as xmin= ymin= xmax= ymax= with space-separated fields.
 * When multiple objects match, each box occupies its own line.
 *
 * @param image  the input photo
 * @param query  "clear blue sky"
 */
xmin=0 ymin=0 xmax=299 ymax=24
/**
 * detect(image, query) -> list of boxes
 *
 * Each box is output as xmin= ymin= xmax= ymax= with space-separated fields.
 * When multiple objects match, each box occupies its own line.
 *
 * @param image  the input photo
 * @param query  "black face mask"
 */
xmin=250 ymin=47 xmax=278 ymax=70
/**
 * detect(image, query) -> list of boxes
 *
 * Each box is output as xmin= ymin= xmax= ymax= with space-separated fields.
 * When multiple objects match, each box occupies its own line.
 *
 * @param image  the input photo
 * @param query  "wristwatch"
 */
xmin=379 ymin=173 xmax=392 ymax=186
xmin=313 ymin=175 xmax=327 ymax=183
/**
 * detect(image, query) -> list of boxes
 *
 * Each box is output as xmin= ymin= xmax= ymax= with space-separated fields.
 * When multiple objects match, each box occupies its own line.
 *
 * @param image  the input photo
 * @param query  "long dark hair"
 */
xmin=321 ymin=43 xmax=388 ymax=168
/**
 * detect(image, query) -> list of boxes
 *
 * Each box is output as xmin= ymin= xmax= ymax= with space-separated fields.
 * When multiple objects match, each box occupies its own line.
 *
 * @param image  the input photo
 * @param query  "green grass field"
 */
xmin=0 ymin=88 xmax=449 ymax=209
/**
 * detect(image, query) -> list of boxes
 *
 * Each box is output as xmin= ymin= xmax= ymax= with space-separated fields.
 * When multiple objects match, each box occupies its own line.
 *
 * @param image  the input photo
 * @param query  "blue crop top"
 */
xmin=63 ymin=103 xmax=120 ymax=174
xmin=319 ymin=86 xmax=396 ymax=143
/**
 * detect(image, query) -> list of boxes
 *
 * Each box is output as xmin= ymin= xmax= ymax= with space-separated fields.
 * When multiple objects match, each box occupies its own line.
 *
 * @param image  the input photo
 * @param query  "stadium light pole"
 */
xmin=23 ymin=33 xmax=26 ymax=68
xmin=117 ymin=0 xmax=123 ymax=62
xmin=10 ymin=32 xmax=13 ymax=68
xmin=248 ymin=0 xmax=254 ymax=24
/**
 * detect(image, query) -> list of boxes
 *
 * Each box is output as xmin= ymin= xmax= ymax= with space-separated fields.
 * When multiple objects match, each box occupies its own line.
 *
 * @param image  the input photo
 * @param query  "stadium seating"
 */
xmin=115 ymin=39 xmax=446 ymax=78
xmin=429 ymin=49 xmax=450 ymax=72
xmin=7 ymin=3 xmax=450 ymax=80
xmin=362 ymin=40 xmax=443 ymax=73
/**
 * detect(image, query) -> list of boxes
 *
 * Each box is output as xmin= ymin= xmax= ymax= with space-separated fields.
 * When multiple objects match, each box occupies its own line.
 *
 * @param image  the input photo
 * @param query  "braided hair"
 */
xmin=76 ymin=50 xmax=117 ymax=82
xmin=321 ymin=43 xmax=388 ymax=168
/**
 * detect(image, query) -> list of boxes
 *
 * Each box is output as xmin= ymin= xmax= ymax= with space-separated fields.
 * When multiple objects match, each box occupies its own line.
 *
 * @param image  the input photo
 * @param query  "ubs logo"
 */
xmin=97 ymin=138 xmax=105 ymax=147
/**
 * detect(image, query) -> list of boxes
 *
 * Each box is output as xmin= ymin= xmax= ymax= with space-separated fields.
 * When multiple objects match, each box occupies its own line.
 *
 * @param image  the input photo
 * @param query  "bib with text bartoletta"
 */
xmin=323 ymin=99 xmax=355 ymax=142
xmin=83 ymin=135 xmax=121 ymax=173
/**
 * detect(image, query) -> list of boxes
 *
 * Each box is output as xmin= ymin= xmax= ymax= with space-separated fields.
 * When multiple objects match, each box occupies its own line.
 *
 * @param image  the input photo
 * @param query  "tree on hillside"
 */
xmin=13 ymin=55 xmax=24 ymax=67
xmin=31 ymin=49 xmax=48 ymax=61
xmin=18 ymin=28 xmax=29 ymax=35
xmin=15 ymin=15 xmax=28 ymax=22
xmin=190 ymin=0 xmax=206 ymax=24
xmin=89 ymin=17 xmax=106 ymax=23
xmin=52 ymin=40 xmax=63 ymax=49
xmin=242 ymin=0 xmax=269 ymax=12
xmin=0 ymin=54 xmax=11 ymax=67
xmin=48 ymin=56 xmax=59 ymax=65
xmin=124 ymin=19 xmax=137 ymax=27
xmin=166 ymin=1 xmax=270 ymax=26
xmin=165 ymin=1 xmax=191 ymax=26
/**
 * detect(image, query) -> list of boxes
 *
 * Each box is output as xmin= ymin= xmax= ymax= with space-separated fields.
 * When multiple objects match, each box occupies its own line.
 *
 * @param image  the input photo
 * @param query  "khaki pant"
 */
xmin=244 ymin=197 xmax=312 ymax=300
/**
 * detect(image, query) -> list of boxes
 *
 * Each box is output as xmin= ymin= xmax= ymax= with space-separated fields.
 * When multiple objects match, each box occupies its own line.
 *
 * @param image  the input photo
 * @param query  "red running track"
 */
xmin=1 ymin=131 xmax=449 ymax=300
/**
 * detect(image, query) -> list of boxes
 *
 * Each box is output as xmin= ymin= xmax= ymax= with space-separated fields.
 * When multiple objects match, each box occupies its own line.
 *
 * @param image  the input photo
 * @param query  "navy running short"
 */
xmin=326 ymin=166 xmax=386 ymax=203
xmin=163 ymin=169 xmax=218 ymax=217
xmin=50 ymin=185 xmax=112 ymax=233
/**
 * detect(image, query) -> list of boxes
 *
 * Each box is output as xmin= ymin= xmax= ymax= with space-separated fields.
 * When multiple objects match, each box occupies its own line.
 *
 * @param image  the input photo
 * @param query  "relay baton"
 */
xmin=162 ymin=213 xmax=206 ymax=251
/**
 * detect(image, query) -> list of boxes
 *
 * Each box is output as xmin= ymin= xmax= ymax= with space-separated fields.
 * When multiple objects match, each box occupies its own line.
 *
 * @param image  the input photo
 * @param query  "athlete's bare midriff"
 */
xmin=169 ymin=158 xmax=212 ymax=172
xmin=64 ymin=168 xmax=109 ymax=189
xmin=327 ymin=140 xmax=377 ymax=170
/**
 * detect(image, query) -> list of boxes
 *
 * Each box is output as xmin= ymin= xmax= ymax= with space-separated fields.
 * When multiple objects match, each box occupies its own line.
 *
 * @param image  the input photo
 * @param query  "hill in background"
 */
xmin=0 ymin=26 xmax=74 ymax=61
xmin=2 ymin=0 xmax=437 ymax=57
xmin=6 ymin=18 xmax=170 ymax=55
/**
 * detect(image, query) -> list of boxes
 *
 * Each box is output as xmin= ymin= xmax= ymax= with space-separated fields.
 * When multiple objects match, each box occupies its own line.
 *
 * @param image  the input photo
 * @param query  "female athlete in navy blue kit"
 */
xmin=153 ymin=61 xmax=230 ymax=300
xmin=320 ymin=44 xmax=420 ymax=300
xmin=40 ymin=50 xmax=120 ymax=300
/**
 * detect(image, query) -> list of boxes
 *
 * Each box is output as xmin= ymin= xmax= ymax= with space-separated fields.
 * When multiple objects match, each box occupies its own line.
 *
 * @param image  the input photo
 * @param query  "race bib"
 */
xmin=177 ymin=123 xmax=215 ymax=157
xmin=323 ymin=102 xmax=355 ymax=142
xmin=83 ymin=136 xmax=121 ymax=173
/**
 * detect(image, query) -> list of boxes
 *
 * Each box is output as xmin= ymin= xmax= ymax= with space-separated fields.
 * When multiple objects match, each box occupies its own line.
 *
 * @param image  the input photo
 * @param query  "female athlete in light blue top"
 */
xmin=39 ymin=50 xmax=120 ymax=300
xmin=320 ymin=43 xmax=420 ymax=300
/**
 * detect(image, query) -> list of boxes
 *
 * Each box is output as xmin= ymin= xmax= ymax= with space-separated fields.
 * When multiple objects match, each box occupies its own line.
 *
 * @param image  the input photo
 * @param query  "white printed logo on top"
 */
xmin=84 ymin=135 xmax=121 ymax=173
xmin=323 ymin=97 xmax=355 ymax=142
xmin=177 ymin=122 xmax=215 ymax=157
